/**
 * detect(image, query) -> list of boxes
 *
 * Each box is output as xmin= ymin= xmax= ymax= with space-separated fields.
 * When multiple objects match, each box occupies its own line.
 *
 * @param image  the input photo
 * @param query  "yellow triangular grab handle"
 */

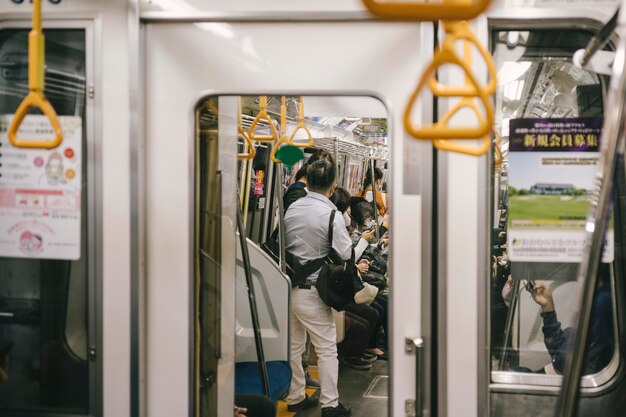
xmin=427 ymin=22 xmax=497 ymax=97
xmin=361 ymin=0 xmax=492 ymax=21
xmin=8 ymin=0 xmax=63 ymax=149
xmin=237 ymin=98 xmax=256 ymax=161
xmin=404 ymin=57 xmax=493 ymax=139
xmin=433 ymin=135 xmax=490 ymax=156
xmin=271 ymin=96 xmax=290 ymax=163
xmin=248 ymin=96 xmax=278 ymax=142
xmin=288 ymin=97 xmax=314 ymax=148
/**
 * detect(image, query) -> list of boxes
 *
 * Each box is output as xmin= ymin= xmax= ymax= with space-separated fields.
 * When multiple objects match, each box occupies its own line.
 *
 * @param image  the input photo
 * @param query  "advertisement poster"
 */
xmin=507 ymin=117 xmax=613 ymax=262
xmin=0 ymin=115 xmax=82 ymax=260
xmin=254 ymin=170 xmax=264 ymax=196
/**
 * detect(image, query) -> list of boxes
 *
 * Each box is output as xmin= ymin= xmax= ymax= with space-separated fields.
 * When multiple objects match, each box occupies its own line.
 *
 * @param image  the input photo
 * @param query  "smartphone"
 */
xmin=524 ymin=279 xmax=536 ymax=292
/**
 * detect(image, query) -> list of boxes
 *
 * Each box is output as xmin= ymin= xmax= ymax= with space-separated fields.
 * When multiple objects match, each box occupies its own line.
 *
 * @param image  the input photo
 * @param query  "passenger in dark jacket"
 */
xmin=531 ymin=263 xmax=614 ymax=375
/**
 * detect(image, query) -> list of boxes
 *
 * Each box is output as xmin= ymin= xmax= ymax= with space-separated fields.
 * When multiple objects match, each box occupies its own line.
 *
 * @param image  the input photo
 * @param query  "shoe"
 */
xmin=287 ymin=394 xmax=319 ymax=412
xmin=305 ymin=372 xmax=320 ymax=388
xmin=321 ymin=402 xmax=352 ymax=417
xmin=341 ymin=356 xmax=372 ymax=370
xmin=362 ymin=352 xmax=377 ymax=363
xmin=368 ymin=347 xmax=385 ymax=356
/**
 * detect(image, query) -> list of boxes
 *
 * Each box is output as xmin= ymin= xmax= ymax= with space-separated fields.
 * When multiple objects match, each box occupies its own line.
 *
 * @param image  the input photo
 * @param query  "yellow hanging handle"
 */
xmin=404 ymin=25 xmax=495 ymax=157
xmin=8 ymin=0 xmax=63 ymax=149
xmin=237 ymin=97 xmax=256 ymax=161
xmin=270 ymin=96 xmax=290 ymax=163
xmin=427 ymin=22 xmax=496 ymax=97
xmin=288 ymin=96 xmax=314 ymax=148
xmin=248 ymin=96 xmax=278 ymax=142
xmin=362 ymin=0 xmax=491 ymax=21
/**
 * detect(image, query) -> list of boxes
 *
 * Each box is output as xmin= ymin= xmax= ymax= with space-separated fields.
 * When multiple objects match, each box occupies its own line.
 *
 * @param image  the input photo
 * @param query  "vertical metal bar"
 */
xmin=556 ymin=19 xmax=626 ymax=417
xmin=275 ymin=165 xmax=287 ymax=274
xmin=236 ymin=197 xmax=271 ymax=397
xmin=369 ymin=158 xmax=380 ymax=240
xmin=498 ymin=278 xmax=521 ymax=370
xmin=333 ymin=137 xmax=339 ymax=177
xmin=406 ymin=337 xmax=425 ymax=417
xmin=261 ymin=156 xmax=275 ymax=243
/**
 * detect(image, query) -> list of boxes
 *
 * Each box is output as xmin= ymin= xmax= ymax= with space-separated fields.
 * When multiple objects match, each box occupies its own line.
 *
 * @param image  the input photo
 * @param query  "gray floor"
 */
xmin=296 ymin=359 xmax=389 ymax=417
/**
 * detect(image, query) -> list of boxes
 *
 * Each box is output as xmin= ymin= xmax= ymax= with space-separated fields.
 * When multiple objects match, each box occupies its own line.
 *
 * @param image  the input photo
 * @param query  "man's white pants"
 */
xmin=286 ymin=287 xmax=339 ymax=408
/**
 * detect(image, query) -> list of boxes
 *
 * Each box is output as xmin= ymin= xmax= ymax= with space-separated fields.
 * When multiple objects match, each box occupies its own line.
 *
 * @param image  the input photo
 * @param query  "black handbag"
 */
xmin=315 ymin=210 xmax=364 ymax=311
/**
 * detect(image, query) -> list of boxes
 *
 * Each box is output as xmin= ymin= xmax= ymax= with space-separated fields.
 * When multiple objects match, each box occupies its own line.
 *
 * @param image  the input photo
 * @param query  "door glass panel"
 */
xmin=195 ymin=95 xmax=390 ymax=416
xmin=0 ymin=29 xmax=90 ymax=413
xmin=490 ymin=29 xmax=618 ymax=388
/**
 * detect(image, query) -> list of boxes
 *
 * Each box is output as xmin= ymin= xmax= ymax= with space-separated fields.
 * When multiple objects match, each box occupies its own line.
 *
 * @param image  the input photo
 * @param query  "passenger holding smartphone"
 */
xmin=530 ymin=263 xmax=614 ymax=375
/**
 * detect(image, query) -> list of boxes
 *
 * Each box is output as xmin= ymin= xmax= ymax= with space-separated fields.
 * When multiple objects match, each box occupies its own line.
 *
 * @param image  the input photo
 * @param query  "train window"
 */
xmin=0 ymin=29 xmax=92 ymax=413
xmin=195 ymin=95 xmax=390 ymax=417
xmin=490 ymin=29 xmax=619 ymax=388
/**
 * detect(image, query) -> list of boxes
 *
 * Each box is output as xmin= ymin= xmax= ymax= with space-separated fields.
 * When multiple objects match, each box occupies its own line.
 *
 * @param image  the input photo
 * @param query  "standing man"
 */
xmin=284 ymin=159 xmax=352 ymax=417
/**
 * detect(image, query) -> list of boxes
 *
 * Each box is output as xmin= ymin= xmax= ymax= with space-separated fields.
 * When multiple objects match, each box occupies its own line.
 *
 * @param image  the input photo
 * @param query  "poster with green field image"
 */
xmin=507 ymin=117 xmax=613 ymax=262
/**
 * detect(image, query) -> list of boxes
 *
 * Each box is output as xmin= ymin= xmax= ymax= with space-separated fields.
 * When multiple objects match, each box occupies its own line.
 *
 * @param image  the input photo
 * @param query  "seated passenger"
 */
xmin=530 ymin=263 xmax=614 ymax=375
xmin=284 ymin=160 xmax=352 ymax=417
xmin=355 ymin=167 xmax=388 ymax=219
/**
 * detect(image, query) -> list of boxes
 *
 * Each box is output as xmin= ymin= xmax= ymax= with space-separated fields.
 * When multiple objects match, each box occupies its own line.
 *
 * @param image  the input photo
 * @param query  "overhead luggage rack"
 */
xmin=315 ymin=136 xmax=389 ymax=161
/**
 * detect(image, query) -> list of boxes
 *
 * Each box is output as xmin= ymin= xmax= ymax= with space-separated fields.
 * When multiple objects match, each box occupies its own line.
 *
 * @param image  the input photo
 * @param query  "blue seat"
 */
xmin=235 ymin=360 xmax=292 ymax=402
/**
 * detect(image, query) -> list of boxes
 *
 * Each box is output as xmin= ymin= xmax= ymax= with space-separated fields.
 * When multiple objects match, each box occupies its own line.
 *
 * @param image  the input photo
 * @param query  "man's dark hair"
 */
xmin=330 ymin=187 xmax=351 ymax=213
xmin=363 ymin=167 xmax=384 ymax=189
xmin=307 ymin=159 xmax=336 ymax=192
xmin=295 ymin=150 xmax=335 ymax=182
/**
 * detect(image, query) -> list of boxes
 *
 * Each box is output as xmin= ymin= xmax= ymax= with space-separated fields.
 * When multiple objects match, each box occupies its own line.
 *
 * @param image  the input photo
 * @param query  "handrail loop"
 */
xmin=8 ymin=0 xmax=63 ymax=149
xmin=247 ymin=96 xmax=278 ymax=142
xmin=237 ymin=97 xmax=256 ymax=161
xmin=270 ymin=96 xmax=291 ymax=163
xmin=404 ymin=22 xmax=495 ymax=156
xmin=428 ymin=21 xmax=496 ymax=97
xmin=287 ymin=96 xmax=315 ymax=148
xmin=362 ymin=0 xmax=491 ymax=21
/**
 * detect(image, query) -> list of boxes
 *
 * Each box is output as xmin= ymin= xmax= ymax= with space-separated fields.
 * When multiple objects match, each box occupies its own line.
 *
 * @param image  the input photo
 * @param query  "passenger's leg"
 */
xmin=285 ymin=290 xmax=308 ymax=405
xmin=296 ymin=289 xmax=339 ymax=408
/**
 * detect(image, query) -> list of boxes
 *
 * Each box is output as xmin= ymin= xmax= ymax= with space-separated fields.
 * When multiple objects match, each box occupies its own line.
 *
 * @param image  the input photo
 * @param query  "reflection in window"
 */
xmin=490 ymin=30 xmax=617 ymax=386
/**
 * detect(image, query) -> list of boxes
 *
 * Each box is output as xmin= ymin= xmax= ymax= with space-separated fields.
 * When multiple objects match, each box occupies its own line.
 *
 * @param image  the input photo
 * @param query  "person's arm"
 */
xmin=531 ymin=283 xmax=567 ymax=370
xmin=333 ymin=213 xmax=354 ymax=261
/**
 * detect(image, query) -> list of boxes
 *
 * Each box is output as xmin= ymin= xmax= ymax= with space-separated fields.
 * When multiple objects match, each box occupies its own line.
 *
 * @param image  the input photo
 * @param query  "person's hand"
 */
xmin=498 ymin=231 xmax=506 ymax=239
xmin=506 ymin=275 xmax=513 ymax=287
xmin=234 ymin=406 xmax=247 ymax=417
xmin=362 ymin=229 xmax=375 ymax=242
xmin=530 ymin=282 xmax=555 ymax=312
xmin=357 ymin=259 xmax=370 ymax=274
xmin=377 ymin=232 xmax=389 ymax=248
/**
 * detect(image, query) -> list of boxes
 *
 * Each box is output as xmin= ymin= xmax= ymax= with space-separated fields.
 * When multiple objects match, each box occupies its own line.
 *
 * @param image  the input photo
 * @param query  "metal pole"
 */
xmin=498 ymin=278 xmax=521 ymax=370
xmin=556 ymin=16 xmax=626 ymax=417
xmin=580 ymin=8 xmax=619 ymax=66
xmin=369 ymin=158 xmax=380 ymax=240
xmin=275 ymin=166 xmax=287 ymax=274
xmin=236 ymin=196 xmax=271 ymax=397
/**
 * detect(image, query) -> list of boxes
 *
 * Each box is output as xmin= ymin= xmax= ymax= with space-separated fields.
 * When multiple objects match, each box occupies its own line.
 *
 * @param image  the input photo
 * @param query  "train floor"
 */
xmin=277 ymin=359 xmax=389 ymax=417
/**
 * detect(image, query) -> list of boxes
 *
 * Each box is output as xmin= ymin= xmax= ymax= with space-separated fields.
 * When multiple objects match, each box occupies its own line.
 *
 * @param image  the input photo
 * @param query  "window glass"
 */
xmin=0 ymin=29 xmax=89 ymax=413
xmin=490 ymin=30 xmax=617 ymax=387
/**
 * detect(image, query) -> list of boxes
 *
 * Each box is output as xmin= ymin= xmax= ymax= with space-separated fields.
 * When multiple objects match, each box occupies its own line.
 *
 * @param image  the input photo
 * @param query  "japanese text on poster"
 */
xmin=507 ymin=117 xmax=613 ymax=263
xmin=0 ymin=115 xmax=82 ymax=260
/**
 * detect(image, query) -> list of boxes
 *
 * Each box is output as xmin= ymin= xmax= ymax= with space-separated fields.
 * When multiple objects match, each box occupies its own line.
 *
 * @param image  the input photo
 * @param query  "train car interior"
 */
xmin=196 ymin=95 xmax=391 ymax=417
xmin=3 ymin=2 xmax=626 ymax=417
